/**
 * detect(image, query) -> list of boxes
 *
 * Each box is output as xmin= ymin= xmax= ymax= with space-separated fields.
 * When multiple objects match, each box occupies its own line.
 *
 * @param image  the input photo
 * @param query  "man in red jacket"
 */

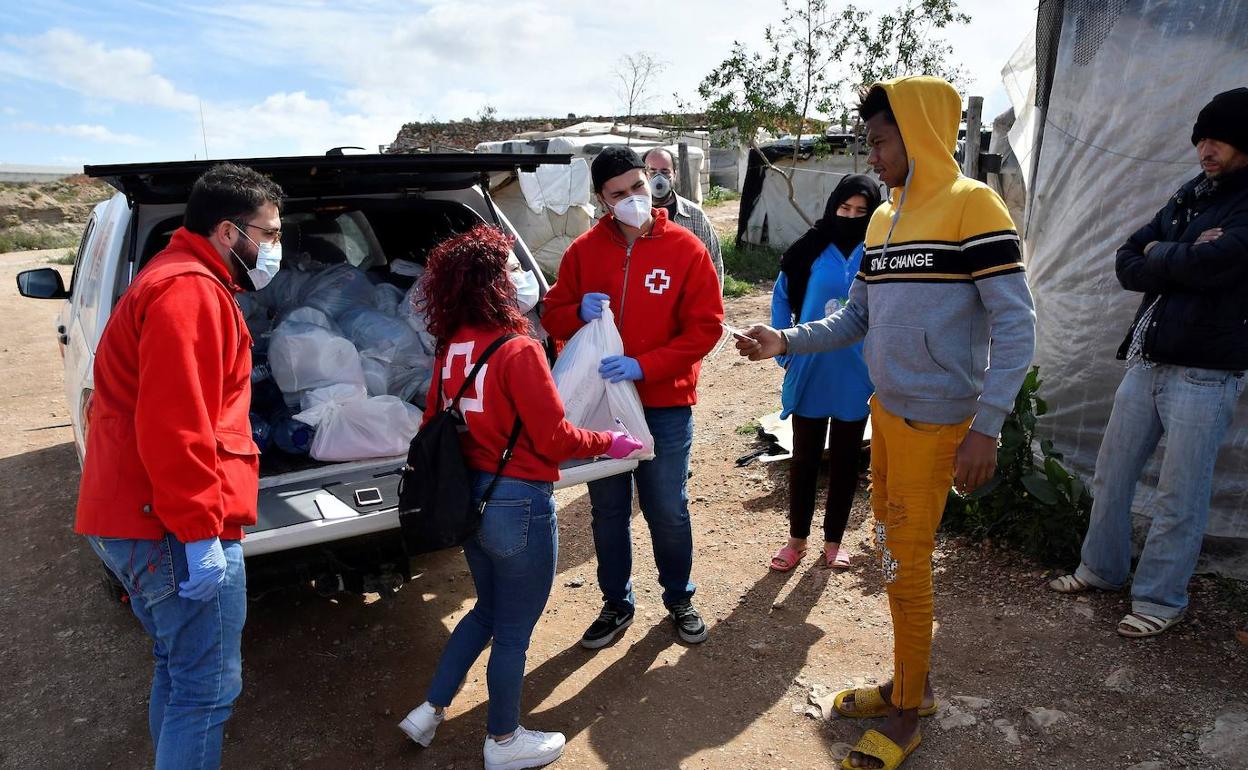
xmin=542 ymin=145 xmax=724 ymax=648
xmin=77 ymin=163 xmax=283 ymax=769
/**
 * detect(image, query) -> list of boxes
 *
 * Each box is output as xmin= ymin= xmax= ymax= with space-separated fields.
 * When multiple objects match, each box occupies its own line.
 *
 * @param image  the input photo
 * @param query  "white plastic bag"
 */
xmin=399 ymin=281 xmax=437 ymax=357
xmin=338 ymin=307 xmax=431 ymax=396
xmin=294 ymin=385 xmax=420 ymax=462
xmin=551 ymin=306 xmax=654 ymax=459
xmin=250 ymin=267 xmax=314 ymax=313
xmin=280 ymin=305 xmax=339 ymax=332
xmin=300 ymin=263 xmax=376 ymax=319
xmin=373 ymin=283 xmax=406 ymax=317
xmin=268 ymin=321 xmax=366 ymax=395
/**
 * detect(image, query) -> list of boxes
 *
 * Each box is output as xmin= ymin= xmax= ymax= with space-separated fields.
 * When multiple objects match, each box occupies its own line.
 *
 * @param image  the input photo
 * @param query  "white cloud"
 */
xmin=199 ymin=91 xmax=397 ymax=157
xmin=8 ymin=29 xmax=197 ymax=111
xmin=12 ymin=121 xmax=145 ymax=145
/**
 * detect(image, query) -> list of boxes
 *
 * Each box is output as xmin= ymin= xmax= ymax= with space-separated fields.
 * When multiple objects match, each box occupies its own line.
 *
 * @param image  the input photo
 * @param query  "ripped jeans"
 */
xmin=868 ymin=396 xmax=971 ymax=711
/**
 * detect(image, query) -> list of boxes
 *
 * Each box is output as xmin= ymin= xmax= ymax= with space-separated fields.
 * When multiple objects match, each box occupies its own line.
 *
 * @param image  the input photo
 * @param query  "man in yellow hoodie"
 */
xmin=738 ymin=77 xmax=1036 ymax=769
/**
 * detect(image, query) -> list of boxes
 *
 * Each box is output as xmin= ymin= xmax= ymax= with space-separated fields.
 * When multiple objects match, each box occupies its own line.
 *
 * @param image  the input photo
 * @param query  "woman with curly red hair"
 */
xmin=398 ymin=224 xmax=640 ymax=770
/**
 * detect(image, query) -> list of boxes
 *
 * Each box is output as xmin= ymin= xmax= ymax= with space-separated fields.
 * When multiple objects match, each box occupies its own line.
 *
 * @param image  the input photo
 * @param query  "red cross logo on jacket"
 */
xmin=644 ymin=268 xmax=672 ymax=295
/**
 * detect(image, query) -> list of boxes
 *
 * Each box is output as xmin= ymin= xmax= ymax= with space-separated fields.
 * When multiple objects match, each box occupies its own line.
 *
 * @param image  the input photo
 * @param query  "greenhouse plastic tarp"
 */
xmin=1016 ymin=0 xmax=1248 ymax=542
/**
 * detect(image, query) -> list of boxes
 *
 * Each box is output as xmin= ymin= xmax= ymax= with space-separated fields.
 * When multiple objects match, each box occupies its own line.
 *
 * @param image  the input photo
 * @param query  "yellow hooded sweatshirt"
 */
xmin=783 ymin=76 xmax=1036 ymax=437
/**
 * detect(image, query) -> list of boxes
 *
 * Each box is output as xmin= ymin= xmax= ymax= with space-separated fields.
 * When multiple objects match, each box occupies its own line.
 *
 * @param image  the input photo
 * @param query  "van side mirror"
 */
xmin=16 ymin=268 xmax=70 ymax=300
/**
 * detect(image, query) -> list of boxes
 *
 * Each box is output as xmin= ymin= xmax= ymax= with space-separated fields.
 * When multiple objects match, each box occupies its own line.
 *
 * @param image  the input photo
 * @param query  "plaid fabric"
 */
xmin=1126 ymin=296 xmax=1160 ymax=368
xmin=671 ymin=195 xmax=723 ymax=290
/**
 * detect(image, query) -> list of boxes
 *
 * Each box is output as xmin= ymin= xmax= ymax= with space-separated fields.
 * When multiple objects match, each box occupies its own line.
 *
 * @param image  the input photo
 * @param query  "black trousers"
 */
xmin=788 ymin=414 xmax=868 ymax=543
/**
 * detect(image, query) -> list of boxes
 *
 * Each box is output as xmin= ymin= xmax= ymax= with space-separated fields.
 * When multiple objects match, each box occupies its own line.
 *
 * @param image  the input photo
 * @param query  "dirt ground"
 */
xmin=2 ymin=232 xmax=1247 ymax=770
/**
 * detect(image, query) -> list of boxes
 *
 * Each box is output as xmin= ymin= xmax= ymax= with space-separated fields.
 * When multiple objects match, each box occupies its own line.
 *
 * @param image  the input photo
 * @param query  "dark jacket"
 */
xmin=1115 ymin=169 xmax=1248 ymax=371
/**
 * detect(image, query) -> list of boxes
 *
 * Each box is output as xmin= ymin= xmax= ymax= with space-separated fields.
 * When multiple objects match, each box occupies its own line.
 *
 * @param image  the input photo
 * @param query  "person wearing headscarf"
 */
xmin=767 ymin=174 xmax=881 ymax=572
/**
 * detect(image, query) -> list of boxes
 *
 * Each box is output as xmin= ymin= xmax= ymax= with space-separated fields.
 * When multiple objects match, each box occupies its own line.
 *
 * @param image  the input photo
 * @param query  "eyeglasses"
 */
xmin=645 ymin=167 xmax=674 ymax=179
xmin=233 ymin=221 xmax=282 ymax=244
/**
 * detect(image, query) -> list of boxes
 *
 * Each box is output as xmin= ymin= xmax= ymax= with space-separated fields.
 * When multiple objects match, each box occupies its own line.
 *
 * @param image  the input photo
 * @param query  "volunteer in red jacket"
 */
xmin=398 ymin=225 xmax=640 ymax=770
xmin=75 ymin=163 xmax=283 ymax=769
xmin=542 ymin=145 xmax=725 ymax=648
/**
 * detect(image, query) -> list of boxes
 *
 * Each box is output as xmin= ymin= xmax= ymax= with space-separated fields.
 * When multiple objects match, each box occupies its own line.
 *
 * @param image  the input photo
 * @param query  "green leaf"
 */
xmin=966 ymin=474 xmax=1002 ymax=500
xmin=1021 ymin=473 xmax=1060 ymax=505
xmin=1044 ymin=457 xmax=1071 ymax=486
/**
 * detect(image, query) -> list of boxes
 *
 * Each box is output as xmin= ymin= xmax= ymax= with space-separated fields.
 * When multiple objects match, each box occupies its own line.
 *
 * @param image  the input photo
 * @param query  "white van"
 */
xmin=17 ymin=152 xmax=634 ymax=596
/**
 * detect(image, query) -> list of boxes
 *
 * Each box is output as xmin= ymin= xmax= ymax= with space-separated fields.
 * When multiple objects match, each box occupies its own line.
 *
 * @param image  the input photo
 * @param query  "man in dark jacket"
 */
xmin=1051 ymin=88 xmax=1248 ymax=639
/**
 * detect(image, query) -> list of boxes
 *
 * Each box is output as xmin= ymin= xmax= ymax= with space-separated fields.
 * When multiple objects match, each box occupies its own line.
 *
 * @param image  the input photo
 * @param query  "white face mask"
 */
xmin=650 ymin=172 xmax=674 ymax=201
xmin=611 ymin=193 xmax=652 ymax=229
xmin=231 ymin=225 xmax=283 ymax=291
xmin=509 ymin=267 xmax=540 ymax=313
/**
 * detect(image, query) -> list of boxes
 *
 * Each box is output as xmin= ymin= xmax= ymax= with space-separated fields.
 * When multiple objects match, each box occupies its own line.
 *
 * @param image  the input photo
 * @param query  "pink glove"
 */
xmin=605 ymin=431 xmax=643 ymax=459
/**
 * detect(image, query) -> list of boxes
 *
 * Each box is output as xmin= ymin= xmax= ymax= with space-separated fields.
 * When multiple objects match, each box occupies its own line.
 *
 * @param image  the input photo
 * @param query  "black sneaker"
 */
xmin=580 ymin=603 xmax=634 ymax=649
xmin=668 ymin=601 xmax=708 ymax=644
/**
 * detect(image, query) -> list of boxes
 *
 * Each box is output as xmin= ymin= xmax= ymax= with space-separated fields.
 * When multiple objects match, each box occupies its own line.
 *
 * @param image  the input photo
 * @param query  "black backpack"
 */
xmin=397 ymin=334 xmax=522 ymax=555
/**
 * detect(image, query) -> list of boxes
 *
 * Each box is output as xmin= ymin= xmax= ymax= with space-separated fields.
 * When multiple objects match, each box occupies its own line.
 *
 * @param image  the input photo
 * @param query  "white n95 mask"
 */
xmin=650 ymin=172 xmax=673 ymax=201
xmin=611 ymin=194 xmax=652 ymax=229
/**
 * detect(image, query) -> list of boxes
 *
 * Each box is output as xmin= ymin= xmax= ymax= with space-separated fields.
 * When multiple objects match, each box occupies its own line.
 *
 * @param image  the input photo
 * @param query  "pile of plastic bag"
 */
xmin=247 ymin=262 xmax=436 ymax=462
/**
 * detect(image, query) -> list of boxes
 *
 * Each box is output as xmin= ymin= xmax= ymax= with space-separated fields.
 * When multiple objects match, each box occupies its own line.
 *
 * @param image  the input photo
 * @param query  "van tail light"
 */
xmin=79 ymin=388 xmax=94 ymax=447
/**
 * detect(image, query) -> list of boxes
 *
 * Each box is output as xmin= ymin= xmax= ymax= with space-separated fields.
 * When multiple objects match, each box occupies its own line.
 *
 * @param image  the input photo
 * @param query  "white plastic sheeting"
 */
xmin=741 ymin=156 xmax=865 ymax=250
xmin=1014 ymin=1 xmax=1248 ymax=544
xmin=478 ymin=129 xmax=711 ymax=274
xmin=517 ymin=158 xmax=592 ymax=215
xmin=488 ymin=176 xmax=595 ymax=277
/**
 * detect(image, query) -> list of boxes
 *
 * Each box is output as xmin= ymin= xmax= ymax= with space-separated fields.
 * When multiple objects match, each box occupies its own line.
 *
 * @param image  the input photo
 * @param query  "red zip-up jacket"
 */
xmin=75 ymin=228 xmax=260 ymax=543
xmin=541 ymin=209 xmax=724 ymax=407
xmin=422 ymin=327 xmax=613 ymax=482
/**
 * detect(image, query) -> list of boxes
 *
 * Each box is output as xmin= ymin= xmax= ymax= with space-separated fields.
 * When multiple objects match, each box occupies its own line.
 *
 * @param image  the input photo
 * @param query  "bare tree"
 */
xmin=613 ymin=52 xmax=665 ymax=145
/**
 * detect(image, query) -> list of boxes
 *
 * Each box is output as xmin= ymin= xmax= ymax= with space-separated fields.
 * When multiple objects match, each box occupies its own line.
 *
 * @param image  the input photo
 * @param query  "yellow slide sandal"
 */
xmin=833 ymin=687 xmax=939 ymax=719
xmin=841 ymin=729 xmax=921 ymax=770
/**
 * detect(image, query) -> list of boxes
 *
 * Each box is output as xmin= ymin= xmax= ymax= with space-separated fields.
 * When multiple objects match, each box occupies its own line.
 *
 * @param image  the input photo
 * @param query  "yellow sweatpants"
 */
xmin=868 ymin=395 xmax=971 ymax=711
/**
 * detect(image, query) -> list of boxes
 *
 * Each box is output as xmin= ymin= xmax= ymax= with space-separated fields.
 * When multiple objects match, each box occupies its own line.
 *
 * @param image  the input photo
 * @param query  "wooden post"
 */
xmin=677 ymin=142 xmax=694 ymax=199
xmin=962 ymin=96 xmax=983 ymax=180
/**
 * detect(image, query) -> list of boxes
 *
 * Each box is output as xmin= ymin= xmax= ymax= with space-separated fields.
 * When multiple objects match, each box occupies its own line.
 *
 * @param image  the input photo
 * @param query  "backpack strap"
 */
xmin=475 ymin=417 xmax=524 ymax=515
xmin=442 ymin=333 xmax=518 ymax=412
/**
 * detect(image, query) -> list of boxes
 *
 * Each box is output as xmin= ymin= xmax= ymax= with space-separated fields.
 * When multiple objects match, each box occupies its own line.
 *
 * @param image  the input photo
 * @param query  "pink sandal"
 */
xmin=820 ymin=544 xmax=851 ymax=570
xmin=769 ymin=545 xmax=807 ymax=572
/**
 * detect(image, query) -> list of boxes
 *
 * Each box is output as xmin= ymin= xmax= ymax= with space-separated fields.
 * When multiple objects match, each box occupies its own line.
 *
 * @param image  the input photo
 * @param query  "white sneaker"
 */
xmin=483 ymin=726 xmax=566 ymax=770
xmin=397 ymin=702 xmax=443 ymax=747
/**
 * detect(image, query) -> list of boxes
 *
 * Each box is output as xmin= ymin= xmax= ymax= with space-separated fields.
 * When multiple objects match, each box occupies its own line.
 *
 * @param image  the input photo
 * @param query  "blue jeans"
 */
xmin=588 ymin=405 xmax=695 ymax=610
xmin=1076 ymin=364 xmax=1245 ymax=619
xmin=425 ymin=474 xmax=557 ymax=736
xmin=87 ymin=534 xmax=246 ymax=770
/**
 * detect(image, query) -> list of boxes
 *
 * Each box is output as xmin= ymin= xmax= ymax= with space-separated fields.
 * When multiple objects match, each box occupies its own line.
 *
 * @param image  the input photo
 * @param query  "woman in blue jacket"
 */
xmin=769 ymin=174 xmax=881 ymax=571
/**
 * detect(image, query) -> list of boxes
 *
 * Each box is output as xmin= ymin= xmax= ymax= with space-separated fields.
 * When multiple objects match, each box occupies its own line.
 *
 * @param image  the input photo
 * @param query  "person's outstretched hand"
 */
xmin=179 ymin=537 xmax=227 ymax=601
xmin=605 ymin=431 xmax=644 ymax=459
xmin=735 ymin=324 xmax=787 ymax=361
xmin=599 ymin=355 xmax=642 ymax=383
xmin=579 ymin=292 xmax=611 ymax=323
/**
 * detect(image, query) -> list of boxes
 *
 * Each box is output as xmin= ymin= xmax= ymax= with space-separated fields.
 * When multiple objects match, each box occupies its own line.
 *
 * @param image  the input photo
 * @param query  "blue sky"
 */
xmin=0 ymin=0 xmax=1036 ymax=167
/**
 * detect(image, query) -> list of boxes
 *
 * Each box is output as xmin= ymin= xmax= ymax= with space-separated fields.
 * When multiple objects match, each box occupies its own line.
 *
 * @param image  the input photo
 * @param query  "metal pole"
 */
xmin=963 ymin=96 xmax=983 ymax=180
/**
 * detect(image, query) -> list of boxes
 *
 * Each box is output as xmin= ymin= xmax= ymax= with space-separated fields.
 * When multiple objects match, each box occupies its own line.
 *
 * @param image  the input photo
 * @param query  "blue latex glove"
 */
xmin=578 ymin=292 xmax=610 ymax=323
xmin=179 ymin=537 xmax=227 ymax=601
xmin=599 ymin=355 xmax=643 ymax=383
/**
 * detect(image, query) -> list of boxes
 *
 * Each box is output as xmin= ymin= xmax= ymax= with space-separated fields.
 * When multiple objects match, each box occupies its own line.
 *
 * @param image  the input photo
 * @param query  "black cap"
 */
xmin=1192 ymin=87 xmax=1248 ymax=153
xmin=591 ymin=145 xmax=645 ymax=192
